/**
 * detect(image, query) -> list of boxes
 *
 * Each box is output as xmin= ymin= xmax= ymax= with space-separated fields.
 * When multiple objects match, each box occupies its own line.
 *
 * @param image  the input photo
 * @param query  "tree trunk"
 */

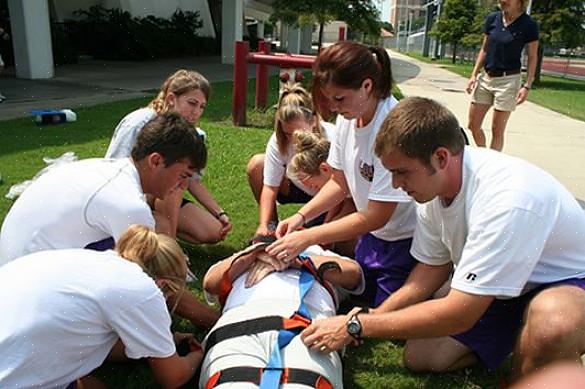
xmin=452 ymin=43 xmax=457 ymax=63
xmin=318 ymin=22 xmax=324 ymax=51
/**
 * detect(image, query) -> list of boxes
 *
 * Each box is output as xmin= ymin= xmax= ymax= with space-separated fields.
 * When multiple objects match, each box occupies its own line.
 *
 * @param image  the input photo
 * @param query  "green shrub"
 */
xmin=51 ymin=5 xmax=219 ymax=61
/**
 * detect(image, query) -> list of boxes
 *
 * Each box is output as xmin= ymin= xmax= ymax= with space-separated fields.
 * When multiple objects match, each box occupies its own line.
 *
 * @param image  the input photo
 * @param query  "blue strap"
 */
xmin=259 ymin=267 xmax=314 ymax=389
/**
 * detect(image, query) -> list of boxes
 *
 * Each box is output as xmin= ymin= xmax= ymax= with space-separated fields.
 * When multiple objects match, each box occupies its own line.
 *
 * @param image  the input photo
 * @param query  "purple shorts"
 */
xmin=84 ymin=237 xmax=115 ymax=251
xmin=452 ymin=277 xmax=585 ymax=370
xmin=354 ymin=233 xmax=417 ymax=307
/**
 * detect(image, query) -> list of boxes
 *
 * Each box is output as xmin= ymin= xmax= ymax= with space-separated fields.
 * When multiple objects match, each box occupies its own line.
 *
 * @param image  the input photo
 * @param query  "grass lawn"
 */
xmin=406 ymin=52 xmax=585 ymax=123
xmin=0 ymin=77 xmax=498 ymax=388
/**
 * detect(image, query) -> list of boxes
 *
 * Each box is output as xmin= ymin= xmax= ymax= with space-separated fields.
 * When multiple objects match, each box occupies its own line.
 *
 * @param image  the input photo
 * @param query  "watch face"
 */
xmin=347 ymin=318 xmax=361 ymax=335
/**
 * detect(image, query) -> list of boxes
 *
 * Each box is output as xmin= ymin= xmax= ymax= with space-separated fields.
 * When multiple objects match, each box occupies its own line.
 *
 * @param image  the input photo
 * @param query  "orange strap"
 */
xmin=205 ymin=366 xmax=334 ymax=389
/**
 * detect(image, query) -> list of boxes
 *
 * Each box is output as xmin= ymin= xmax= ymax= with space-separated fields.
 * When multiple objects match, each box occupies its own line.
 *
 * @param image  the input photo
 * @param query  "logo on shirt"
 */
xmin=359 ymin=160 xmax=374 ymax=182
xmin=466 ymin=272 xmax=478 ymax=282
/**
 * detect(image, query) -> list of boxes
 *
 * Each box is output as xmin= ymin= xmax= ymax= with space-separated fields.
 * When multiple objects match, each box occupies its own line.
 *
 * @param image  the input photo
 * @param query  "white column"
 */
xmin=257 ymin=20 xmax=265 ymax=40
xmin=300 ymin=25 xmax=312 ymax=54
xmin=7 ymin=0 xmax=54 ymax=79
xmin=221 ymin=0 xmax=243 ymax=64
xmin=287 ymin=25 xmax=301 ymax=54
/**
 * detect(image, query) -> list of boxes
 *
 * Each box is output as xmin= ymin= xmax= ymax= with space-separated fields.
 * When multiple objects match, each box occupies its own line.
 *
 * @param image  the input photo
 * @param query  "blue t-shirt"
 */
xmin=482 ymin=11 xmax=539 ymax=72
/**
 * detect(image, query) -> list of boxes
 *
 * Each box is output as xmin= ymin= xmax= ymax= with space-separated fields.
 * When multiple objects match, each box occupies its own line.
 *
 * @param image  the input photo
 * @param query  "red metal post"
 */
xmin=255 ymin=40 xmax=271 ymax=109
xmin=233 ymin=41 xmax=249 ymax=126
xmin=338 ymin=26 xmax=346 ymax=41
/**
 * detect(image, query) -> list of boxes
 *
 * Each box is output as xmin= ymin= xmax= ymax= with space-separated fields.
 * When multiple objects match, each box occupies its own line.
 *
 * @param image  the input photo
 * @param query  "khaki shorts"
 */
xmin=472 ymin=72 xmax=522 ymax=112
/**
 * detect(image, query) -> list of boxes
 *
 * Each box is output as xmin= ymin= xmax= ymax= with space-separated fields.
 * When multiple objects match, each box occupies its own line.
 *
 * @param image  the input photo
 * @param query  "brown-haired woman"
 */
xmin=267 ymin=42 xmax=417 ymax=308
xmin=0 ymin=225 xmax=203 ymax=388
xmin=105 ymin=69 xmax=232 ymax=245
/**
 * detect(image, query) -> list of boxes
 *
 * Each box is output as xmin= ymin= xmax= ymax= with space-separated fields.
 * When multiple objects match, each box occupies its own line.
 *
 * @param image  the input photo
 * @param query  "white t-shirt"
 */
xmin=0 ymin=158 xmax=154 ymax=265
xmin=0 ymin=249 xmax=175 ymax=388
xmin=327 ymin=97 xmax=416 ymax=242
xmin=263 ymin=121 xmax=336 ymax=196
xmin=105 ymin=107 xmax=206 ymax=179
xmin=412 ymin=147 xmax=585 ymax=298
xmin=200 ymin=245 xmax=363 ymax=389
xmin=105 ymin=107 xmax=157 ymax=159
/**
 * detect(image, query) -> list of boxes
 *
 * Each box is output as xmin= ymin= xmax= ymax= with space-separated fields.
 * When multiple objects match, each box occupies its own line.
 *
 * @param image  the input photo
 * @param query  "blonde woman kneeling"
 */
xmin=0 ymin=225 xmax=203 ymax=389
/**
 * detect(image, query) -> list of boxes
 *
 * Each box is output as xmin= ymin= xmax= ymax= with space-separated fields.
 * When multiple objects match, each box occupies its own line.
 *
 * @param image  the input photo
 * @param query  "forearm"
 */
xmin=189 ymin=180 xmax=222 ymax=216
xmin=375 ymin=263 xmax=452 ymax=313
xmin=525 ymin=42 xmax=539 ymax=87
xmin=305 ymin=200 xmax=396 ymax=247
xmin=307 ymin=254 xmax=362 ymax=290
xmin=362 ymin=298 xmax=473 ymax=339
xmin=471 ymin=36 xmax=488 ymax=77
xmin=300 ymin=178 xmax=348 ymax=222
xmin=471 ymin=50 xmax=486 ymax=77
xmin=258 ymin=185 xmax=278 ymax=227
xmin=170 ymin=291 xmax=219 ymax=329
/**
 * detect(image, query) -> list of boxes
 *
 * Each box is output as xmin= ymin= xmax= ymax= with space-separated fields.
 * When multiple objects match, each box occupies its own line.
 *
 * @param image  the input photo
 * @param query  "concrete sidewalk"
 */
xmin=0 ymin=56 xmax=263 ymax=121
xmin=389 ymin=50 xmax=585 ymax=204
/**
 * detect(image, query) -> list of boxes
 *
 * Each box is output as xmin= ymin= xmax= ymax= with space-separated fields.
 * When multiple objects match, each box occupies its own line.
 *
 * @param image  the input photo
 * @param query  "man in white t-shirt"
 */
xmin=300 ymin=97 xmax=585 ymax=380
xmin=0 ymin=112 xmax=205 ymax=265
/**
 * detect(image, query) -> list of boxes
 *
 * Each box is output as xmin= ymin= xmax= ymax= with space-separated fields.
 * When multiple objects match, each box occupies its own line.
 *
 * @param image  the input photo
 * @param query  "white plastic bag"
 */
xmin=5 ymin=152 xmax=78 ymax=200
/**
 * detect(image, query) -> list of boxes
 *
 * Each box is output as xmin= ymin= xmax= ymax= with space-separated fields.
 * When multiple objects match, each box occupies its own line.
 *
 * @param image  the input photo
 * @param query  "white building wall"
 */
xmin=51 ymin=0 xmax=215 ymax=37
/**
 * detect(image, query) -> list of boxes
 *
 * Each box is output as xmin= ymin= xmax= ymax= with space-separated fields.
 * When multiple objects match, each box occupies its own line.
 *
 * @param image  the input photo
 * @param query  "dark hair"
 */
xmin=312 ymin=41 xmax=393 ymax=110
xmin=131 ymin=112 xmax=207 ymax=170
xmin=374 ymin=97 xmax=464 ymax=166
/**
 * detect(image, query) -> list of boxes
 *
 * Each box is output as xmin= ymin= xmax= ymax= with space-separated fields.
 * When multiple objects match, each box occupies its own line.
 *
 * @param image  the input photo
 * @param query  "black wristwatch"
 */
xmin=346 ymin=307 xmax=368 ymax=342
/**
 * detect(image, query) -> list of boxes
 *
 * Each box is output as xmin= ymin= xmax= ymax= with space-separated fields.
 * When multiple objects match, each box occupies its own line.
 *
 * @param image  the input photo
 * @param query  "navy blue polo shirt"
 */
xmin=483 ymin=11 xmax=539 ymax=72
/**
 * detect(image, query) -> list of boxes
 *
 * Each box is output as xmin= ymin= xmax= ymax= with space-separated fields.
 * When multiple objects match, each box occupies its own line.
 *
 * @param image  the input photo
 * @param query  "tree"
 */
xmin=432 ymin=0 xmax=477 ymax=63
xmin=270 ymin=0 xmax=381 ymax=50
xmin=531 ymin=0 xmax=585 ymax=83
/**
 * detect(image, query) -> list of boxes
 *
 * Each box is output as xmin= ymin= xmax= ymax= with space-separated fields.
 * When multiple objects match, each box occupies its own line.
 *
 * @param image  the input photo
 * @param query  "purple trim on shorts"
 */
xmin=452 ymin=277 xmax=585 ymax=370
xmin=354 ymin=233 xmax=417 ymax=307
xmin=84 ymin=237 xmax=115 ymax=251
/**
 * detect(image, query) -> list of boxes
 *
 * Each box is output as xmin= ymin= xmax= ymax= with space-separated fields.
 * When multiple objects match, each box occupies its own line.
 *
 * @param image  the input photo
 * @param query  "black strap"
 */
xmin=213 ymin=366 xmax=329 ymax=388
xmin=204 ymin=315 xmax=286 ymax=351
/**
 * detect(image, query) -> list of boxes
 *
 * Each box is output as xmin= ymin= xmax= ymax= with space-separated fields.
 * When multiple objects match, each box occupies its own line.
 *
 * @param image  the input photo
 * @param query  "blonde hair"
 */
xmin=275 ymin=83 xmax=324 ymax=155
xmin=116 ymin=225 xmax=187 ymax=297
xmin=288 ymin=131 xmax=330 ymax=181
xmin=148 ymin=69 xmax=211 ymax=114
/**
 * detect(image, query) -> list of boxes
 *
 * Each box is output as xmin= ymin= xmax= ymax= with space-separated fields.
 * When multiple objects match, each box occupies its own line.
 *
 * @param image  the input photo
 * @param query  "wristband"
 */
xmin=216 ymin=211 xmax=228 ymax=220
xmin=521 ymin=83 xmax=531 ymax=90
xmin=296 ymin=211 xmax=307 ymax=224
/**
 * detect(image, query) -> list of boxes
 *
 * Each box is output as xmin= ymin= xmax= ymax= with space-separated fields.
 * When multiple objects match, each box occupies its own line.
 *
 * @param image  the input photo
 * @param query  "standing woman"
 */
xmin=0 ymin=225 xmax=203 ymax=388
xmin=247 ymin=84 xmax=335 ymax=237
xmin=466 ymin=0 xmax=539 ymax=151
xmin=267 ymin=41 xmax=417 ymax=308
xmin=106 ymin=69 xmax=231 ymax=244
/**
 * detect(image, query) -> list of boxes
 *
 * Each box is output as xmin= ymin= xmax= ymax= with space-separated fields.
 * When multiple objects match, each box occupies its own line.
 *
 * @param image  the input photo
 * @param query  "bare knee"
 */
xmin=523 ymin=288 xmax=585 ymax=354
xmin=404 ymin=338 xmax=477 ymax=373
xmin=247 ymin=154 xmax=265 ymax=180
xmin=403 ymin=340 xmax=450 ymax=373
